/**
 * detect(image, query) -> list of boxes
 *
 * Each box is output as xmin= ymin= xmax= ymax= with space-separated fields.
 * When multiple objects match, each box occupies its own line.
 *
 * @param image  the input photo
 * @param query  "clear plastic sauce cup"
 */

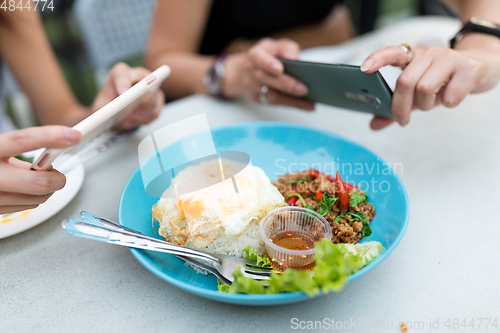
xmin=259 ymin=206 xmax=332 ymax=271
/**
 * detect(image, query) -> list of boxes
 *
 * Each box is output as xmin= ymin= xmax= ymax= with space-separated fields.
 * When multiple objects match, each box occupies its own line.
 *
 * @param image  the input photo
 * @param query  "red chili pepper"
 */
xmin=336 ymin=171 xmax=349 ymax=209
xmin=315 ymin=191 xmax=324 ymax=202
xmin=343 ymin=182 xmax=354 ymax=191
xmin=326 ymin=174 xmax=353 ymax=190
xmin=311 ymin=169 xmax=354 ymax=192
xmin=288 ymin=196 xmax=298 ymax=206
xmin=308 ymin=169 xmax=320 ymax=178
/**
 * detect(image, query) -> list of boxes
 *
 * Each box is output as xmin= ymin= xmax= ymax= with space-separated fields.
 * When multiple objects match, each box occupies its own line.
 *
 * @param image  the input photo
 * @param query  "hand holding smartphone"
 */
xmin=279 ymin=58 xmax=393 ymax=118
xmin=31 ymin=65 xmax=171 ymax=171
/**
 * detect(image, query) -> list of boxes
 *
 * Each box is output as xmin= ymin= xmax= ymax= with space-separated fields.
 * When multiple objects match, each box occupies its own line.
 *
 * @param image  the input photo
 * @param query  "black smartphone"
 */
xmin=280 ymin=58 xmax=393 ymax=118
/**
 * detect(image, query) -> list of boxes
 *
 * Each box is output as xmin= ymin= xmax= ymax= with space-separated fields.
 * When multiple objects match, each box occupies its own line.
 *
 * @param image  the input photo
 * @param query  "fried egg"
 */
xmin=152 ymin=158 xmax=285 ymax=249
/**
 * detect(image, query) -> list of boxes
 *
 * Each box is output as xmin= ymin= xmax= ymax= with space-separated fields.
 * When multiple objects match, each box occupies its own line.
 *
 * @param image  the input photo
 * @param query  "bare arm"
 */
xmin=0 ymin=9 xmax=89 ymax=126
xmin=441 ymin=0 xmax=500 ymax=21
xmin=145 ymin=0 xmax=214 ymax=99
xmin=451 ymin=0 xmax=500 ymax=93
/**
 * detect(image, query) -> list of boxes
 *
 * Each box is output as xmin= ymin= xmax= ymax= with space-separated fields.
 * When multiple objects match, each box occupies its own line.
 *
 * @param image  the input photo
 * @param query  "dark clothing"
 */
xmin=198 ymin=0 xmax=340 ymax=55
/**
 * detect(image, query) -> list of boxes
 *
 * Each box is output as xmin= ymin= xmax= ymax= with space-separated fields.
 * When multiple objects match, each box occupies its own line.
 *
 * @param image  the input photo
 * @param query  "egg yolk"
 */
xmin=181 ymin=198 xmax=205 ymax=218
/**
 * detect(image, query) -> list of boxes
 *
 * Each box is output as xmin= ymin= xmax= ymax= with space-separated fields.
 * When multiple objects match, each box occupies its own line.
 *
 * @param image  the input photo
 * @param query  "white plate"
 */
xmin=0 ymin=163 xmax=85 ymax=239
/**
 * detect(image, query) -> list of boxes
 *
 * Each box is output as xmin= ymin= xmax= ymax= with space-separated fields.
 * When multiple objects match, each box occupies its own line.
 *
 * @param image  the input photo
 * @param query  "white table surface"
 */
xmin=2 ymin=17 xmax=500 ymax=333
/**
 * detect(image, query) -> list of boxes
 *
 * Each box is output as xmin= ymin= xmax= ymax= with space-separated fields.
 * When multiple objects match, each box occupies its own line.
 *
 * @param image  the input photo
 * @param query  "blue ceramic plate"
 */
xmin=119 ymin=121 xmax=409 ymax=306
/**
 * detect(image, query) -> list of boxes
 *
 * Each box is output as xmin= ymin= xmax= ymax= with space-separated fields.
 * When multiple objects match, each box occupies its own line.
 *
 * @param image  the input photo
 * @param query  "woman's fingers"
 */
xmin=0 ymin=205 xmax=39 ymax=215
xmin=441 ymin=59 xmax=482 ymax=108
xmin=0 ymin=163 xmax=66 ymax=195
xmin=361 ymin=46 xmax=409 ymax=73
xmin=139 ymin=90 xmax=165 ymax=125
xmin=362 ymin=45 xmax=489 ymax=129
xmin=248 ymin=42 xmax=283 ymax=75
xmin=105 ymin=65 xmax=165 ymax=130
xmin=370 ymin=116 xmax=396 ymax=130
xmin=241 ymin=38 xmax=312 ymax=110
xmin=0 ymin=127 xmax=77 ymax=208
xmin=8 ymin=157 xmax=32 ymax=169
xmin=392 ymin=52 xmax=432 ymax=125
xmin=253 ymin=69 xmax=308 ymax=97
xmin=128 ymin=66 xmax=153 ymax=84
xmin=0 ymin=192 xmax=51 ymax=206
xmin=108 ymin=62 xmax=135 ymax=95
xmin=0 ymin=126 xmax=81 ymax=159
xmin=124 ymin=90 xmax=165 ymax=128
xmin=414 ymin=59 xmax=454 ymax=111
xmin=248 ymin=38 xmax=300 ymax=75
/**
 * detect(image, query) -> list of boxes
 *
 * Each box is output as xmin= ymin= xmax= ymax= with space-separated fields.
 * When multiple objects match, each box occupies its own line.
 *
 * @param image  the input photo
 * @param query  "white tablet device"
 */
xmin=31 ymin=65 xmax=171 ymax=171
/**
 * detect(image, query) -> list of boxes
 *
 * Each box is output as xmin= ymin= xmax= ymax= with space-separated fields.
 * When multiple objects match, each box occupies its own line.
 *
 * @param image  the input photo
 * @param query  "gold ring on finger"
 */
xmin=400 ymin=43 xmax=414 ymax=69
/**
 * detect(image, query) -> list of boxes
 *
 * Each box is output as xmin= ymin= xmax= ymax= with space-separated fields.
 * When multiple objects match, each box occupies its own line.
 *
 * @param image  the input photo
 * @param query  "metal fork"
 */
xmin=75 ymin=213 xmax=233 ymax=285
xmin=62 ymin=213 xmax=274 ymax=284
xmin=70 ymin=213 xmax=233 ymax=284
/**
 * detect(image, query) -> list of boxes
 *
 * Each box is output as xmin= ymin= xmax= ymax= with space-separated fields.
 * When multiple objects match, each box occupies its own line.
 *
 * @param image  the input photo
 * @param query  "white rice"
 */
xmin=180 ymin=221 xmax=265 ymax=275
xmin=186 ymin=219 xmax=265 ymax=258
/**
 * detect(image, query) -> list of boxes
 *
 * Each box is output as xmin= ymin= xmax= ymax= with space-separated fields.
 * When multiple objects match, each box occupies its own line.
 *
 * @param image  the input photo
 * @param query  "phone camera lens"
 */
xmin=365 ymin=95 xmax=381 ymax=108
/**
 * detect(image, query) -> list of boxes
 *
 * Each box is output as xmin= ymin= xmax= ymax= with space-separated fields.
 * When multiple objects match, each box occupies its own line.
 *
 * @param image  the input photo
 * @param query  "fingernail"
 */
xmin=64 ymin=129 xmax=81 ymax=143
xmin=285 ymin=47 xmax=297 ymax=59
xmin=360 ymin=59 xmax=374 ymax=72
xmin=293 ymin=83 xmax=308 ymax=96
xmin=399 ymin=119 xmax=409 ymax=126
xmin=271 ymin=62 xmax=283 ymax=73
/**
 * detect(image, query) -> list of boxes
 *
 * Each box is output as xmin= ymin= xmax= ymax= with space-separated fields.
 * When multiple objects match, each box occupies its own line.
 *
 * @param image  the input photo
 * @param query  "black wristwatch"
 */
xmin=450 ymin=17 xmax=500 ymax=48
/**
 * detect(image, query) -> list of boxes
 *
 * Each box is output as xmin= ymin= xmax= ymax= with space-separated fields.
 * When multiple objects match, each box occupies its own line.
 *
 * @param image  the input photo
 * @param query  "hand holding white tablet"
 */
xmin=32 ymin=65 xmax=171 ymax=171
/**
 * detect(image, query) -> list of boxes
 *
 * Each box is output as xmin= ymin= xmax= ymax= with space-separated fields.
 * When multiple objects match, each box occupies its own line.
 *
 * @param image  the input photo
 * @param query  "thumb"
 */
xmin=108 ymin=62 xmax=133 ymax=95
xmin=370 ymin=116 xmax=396 ymax=130
xmin=0 ymin=126 xmax=81 ymax=158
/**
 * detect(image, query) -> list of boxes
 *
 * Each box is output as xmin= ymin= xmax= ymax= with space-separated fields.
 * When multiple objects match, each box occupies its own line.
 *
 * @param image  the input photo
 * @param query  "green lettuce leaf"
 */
xmin=266 ymin=269 xmax=319 ymax=296
xmin=349 ymin=192 xmax=368 ymax=208
xmin=226 ymin=268 xmax=267 ymax=294
xmin=243 ymin=246 xmax=271 ymax=266
xmin=220 ymin=239 xmax=365 ymax=296
xmin=217 ymin=279 xmax=230 ymax=292
xmin=318 ymin=193 xmax=338 ymax=216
